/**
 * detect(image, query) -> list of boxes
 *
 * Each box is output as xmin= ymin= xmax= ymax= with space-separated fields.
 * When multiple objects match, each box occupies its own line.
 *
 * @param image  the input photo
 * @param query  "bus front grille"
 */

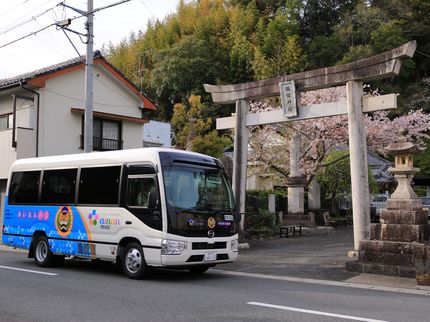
xmin=192 ymin=242 xmax=227 ymax=250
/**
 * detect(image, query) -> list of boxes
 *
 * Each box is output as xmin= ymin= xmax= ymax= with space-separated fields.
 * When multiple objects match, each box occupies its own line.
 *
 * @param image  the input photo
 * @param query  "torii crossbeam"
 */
xmin=204 ymin=41 xmax=416 ymax=250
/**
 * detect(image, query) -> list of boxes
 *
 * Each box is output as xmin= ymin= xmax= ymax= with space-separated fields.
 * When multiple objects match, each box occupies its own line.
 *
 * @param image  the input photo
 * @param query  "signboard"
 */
xmin=279 ymin=81 xmax=297 ymax=118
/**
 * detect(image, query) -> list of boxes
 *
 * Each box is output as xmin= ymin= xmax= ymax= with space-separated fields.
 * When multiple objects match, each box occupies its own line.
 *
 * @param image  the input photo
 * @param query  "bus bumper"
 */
xmin=160 ymin=235 xmax=239 ymax=267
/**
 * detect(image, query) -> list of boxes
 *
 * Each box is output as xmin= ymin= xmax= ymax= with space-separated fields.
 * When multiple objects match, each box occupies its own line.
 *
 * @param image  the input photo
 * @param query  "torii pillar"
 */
xmin=205 ymin=41 xmax=416 ymax=249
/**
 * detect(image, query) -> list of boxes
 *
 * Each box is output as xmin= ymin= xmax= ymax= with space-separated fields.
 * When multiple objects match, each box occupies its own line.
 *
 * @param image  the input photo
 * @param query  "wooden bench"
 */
xmin=279 ymin=225 xmax=302 ymax=238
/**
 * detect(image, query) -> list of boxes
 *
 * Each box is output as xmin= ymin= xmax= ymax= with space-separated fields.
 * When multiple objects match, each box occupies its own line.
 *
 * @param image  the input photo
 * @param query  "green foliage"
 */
xmin=151 ymin=36 xmax=223 ymax=104
xmin=171 ymin=95 xmax=231 ymax=156
xmin=245 ymin=190 xmax=285 ymax=230
xmin=105 ymin=0 xmax=430 ymax=153
xmin=371 ymin=20 xmax=407 ymax=52
xmin=306 ymin=34 xmax=346 ymax=69
xmin=414 ymin=140 xmax=430 ymax=177
xmin=192 ymin=130 xmax=232 ymax=158
xmin=316 ymin=150 xmax=378 ymax=211
xmin=338 ymin=45 xmax=374 ymax=64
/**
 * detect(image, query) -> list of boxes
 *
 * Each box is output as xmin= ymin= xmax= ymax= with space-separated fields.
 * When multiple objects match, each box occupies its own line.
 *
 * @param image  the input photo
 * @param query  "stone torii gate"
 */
xmin=204 ymin=41 xmax=416 ymax=250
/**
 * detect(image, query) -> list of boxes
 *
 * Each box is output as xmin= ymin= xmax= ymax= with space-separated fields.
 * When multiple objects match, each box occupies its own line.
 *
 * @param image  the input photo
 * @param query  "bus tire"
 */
xmin=33 ymin=236 xmax=56 ymax=267
xmin=122 ymin=243 xmax=148 ymax=279
xmin=188 ymin=265 xmax=211 ymax=274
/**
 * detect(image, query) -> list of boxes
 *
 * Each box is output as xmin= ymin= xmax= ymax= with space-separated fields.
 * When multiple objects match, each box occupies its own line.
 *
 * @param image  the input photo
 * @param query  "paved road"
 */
xmin=1 ymin=249 xmax=429 ymax=322
xmin=226 ymin=228 xmax=357 ymax=281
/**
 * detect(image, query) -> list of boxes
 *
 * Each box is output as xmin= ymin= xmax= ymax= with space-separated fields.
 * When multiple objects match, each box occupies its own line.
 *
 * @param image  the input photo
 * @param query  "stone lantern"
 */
xmin=346 ymin=129 xmax=430 ymax=285
xmin=386 ymin=129 xmax=424 ymax=199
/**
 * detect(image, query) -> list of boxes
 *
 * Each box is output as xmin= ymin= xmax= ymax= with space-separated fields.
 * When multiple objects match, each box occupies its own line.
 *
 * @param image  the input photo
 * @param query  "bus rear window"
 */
xmin=8 ymin=171 xmax=41 ymax=204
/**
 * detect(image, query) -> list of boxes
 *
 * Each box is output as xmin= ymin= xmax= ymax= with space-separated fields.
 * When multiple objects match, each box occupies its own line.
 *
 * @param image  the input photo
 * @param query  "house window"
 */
xmin=81 ymin=117 xmax=122 ymax=151
xmin=0 ymin=114 xmax=11 ymax=130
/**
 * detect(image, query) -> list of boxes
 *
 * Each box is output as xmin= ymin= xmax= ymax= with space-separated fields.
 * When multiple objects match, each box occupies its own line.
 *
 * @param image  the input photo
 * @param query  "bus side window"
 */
xmin=8 ymin=171 xmax=41 ymax=204
xmin=41 ymin=169 xmax=77 ymax=204
xmin=127 ymin=177 xmax=158 ymax=209
xmin=78 ymin=166 xmax=121 ymax=204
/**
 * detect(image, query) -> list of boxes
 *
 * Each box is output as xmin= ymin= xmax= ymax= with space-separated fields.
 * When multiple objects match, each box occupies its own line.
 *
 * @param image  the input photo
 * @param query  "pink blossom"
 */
xmin=248 ymin=86 xmax=430 ymax=185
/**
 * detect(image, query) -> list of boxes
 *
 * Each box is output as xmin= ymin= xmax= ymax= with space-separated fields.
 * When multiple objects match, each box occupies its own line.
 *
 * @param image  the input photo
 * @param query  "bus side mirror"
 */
xmin=234 ymin=213 xmax=242 ymax=223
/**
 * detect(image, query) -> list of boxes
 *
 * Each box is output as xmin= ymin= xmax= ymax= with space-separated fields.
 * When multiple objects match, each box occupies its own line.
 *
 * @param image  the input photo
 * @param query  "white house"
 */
xmin=143 ymin=120 xmax=172 ymax=147
xmin=0 ymin=52 xmax=156 ymax=235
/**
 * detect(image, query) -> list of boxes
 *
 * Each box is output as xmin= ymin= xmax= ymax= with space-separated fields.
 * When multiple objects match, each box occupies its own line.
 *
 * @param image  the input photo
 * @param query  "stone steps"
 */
xmin=358 ymin=240 xmax=415 ymax=267
xmin=346 ymin=260 xmax=416 ymax=278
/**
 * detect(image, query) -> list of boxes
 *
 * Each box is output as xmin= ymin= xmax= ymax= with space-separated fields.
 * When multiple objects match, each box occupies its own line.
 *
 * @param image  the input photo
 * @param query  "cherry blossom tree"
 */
xmin=248 ymin=86 xmax=430 ymax=186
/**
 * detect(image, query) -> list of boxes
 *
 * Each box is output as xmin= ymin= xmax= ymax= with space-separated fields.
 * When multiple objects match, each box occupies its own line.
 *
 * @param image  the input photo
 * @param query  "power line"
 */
xmin=417 ymin=50 xmax=430 ymax=59
xmin=34 ymin=19 xmax=71 ymax=58
xmin=0 ymin=0 xmax=133 ymax=51
xmin=0 ymin=0 xmax=32 ymax=19
xmin=140 ymin=0 xmax=155 ymax=17
xmin=0 ymin=23 xmax=55 ymax=49
xmin=0 ymin=5 xmax=56 ymax=37
xmin=0 ymin=0 xmax=55 ymax=32
xmin=45 ymin=88 xmax=141 ymax=109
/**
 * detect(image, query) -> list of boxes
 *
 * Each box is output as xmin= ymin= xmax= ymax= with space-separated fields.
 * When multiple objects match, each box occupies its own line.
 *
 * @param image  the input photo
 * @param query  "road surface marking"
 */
xmin=247 ymin=301 xmax=389 ymax=322
xmin=213 ymin=269 xmax=430 ymax=296
xmin=0 ymin=265 xmax=58 ymax=276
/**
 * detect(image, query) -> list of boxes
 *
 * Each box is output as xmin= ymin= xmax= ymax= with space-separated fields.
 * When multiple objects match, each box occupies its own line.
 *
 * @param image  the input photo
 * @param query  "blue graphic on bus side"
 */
xmin=2 ymin=197 xmax=92 ymax=257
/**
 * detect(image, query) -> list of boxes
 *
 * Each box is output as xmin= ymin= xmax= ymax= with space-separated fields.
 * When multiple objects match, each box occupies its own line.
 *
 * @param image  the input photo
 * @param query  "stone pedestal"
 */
xmin=346 ymin=198 xmax=430 ymax=285
xmin=287 ymin=177 xmax=305 ymax=215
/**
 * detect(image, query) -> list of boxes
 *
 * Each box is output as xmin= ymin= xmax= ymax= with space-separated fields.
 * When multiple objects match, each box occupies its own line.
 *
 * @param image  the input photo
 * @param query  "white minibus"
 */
xmin=2 ymin=148 xmax=239 ymax=278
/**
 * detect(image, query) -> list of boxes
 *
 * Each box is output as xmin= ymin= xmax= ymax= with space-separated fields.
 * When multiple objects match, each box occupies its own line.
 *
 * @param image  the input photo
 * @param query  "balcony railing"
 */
xmin=80 ymin=136 xmax=123 ymax=151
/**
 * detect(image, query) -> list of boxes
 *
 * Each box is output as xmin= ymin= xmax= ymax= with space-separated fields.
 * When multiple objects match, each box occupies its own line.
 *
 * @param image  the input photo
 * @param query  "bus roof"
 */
xmin=10 ymin=148 xmax=215 ymax=172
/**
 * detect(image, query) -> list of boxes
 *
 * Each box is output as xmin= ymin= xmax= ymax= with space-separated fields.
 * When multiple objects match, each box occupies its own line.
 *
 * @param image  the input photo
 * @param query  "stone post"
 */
xmin=233 ymin=99 xmax=249 ymax=233
xmin=268 ymin=194 xmax=276 ymax=213
xmin=287 ymin=132 xmax=306 ymax=215
xmin=347 ymin=81 xmax=370 ymax=250
xmin=308 ymin=179 xmax=321 ymax=210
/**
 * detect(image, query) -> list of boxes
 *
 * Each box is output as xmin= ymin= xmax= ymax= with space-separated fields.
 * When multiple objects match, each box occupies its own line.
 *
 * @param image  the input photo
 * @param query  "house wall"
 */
xmin=38 ymin=65 xmax=144 ymax=157
xmin=143 ymin=121 xmax=172 ymax=147
xmin=0 ymin=89 xmax=38 ymax=179
xmin=16 ymin=128 xmax=36 ymax=159
xmin=0 ymin=130 xmax=15 ymax=179
xmin=123 ymin=122 xmax=143 ymax=149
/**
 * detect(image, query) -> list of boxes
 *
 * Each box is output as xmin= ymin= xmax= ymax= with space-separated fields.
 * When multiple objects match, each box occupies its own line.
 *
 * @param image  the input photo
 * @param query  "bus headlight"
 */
xmin=231 ymin=239 xmax=239 ymax=252
xmin=161 ymin=240 xmax=187 ymax=255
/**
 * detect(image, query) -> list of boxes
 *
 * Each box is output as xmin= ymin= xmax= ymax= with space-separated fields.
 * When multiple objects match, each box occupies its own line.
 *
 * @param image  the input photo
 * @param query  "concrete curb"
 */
xmin=0 ymin=244 xmax=27 ymax=254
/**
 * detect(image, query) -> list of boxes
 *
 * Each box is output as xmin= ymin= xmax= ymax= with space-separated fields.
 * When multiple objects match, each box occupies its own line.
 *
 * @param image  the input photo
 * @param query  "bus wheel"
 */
xmin=33 ymin=236 xmax=55 ymax=267
xmin=122 ymin=243 xmax=148 ymax=279
xmin=188 ymin=265 xmax=211 ymax=274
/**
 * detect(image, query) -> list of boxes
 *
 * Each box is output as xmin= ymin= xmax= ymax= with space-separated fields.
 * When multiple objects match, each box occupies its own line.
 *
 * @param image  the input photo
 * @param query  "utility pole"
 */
xmin=84 ymin=0 xmax=94 ymax=153
xmin=58 ymin=0 xmax=132 ymax=152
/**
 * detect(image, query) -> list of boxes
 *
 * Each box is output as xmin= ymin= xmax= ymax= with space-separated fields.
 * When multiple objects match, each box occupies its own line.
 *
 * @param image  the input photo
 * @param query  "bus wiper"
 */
xmin=214 ymin=207 xmax=235 ymax=214
xmin=180 ymin=207 xmax=210 ymax=213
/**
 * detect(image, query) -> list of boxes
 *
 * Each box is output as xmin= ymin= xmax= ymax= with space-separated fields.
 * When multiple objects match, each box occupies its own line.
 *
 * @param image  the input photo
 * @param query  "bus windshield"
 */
xmin=164 ymin=166 xmax=234 ymax=210
xmin=162 ymin=165 xmax=236 ymax=237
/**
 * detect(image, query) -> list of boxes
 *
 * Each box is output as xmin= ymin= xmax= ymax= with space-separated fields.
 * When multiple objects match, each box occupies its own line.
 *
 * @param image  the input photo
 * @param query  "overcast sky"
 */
xmin=0 ymin=0 xmax=179 ymax=79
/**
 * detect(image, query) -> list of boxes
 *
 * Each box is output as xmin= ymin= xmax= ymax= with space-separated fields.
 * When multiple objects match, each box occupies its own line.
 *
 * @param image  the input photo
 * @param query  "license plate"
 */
xmin=204 ymin=252 xmax=217 ymax=261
